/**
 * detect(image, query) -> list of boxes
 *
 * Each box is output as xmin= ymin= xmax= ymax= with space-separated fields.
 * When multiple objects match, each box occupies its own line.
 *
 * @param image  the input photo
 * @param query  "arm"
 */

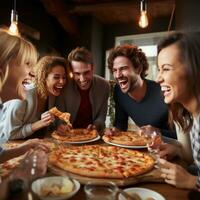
xmin=0 ymin=139 xmax=49 ymax=163
xmin=160 ymin=123 xmax=193 ymax=164
xmin=113 ymin=89 xmax=128 ymax=131
xmin=175 ymin=123 xmax=193 ymax=164
xmin=31 ymin=111 xmax=55 ymax=133
xmin=1 ymin=100 xmax=34 ymax=140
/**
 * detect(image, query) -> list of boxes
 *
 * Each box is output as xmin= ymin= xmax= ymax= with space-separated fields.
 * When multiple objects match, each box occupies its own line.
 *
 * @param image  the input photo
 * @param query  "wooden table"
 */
xmin=6 ymin=138 xmax=191 ymax=200
xmin=69 ymin=182 xmax=190 ymax=200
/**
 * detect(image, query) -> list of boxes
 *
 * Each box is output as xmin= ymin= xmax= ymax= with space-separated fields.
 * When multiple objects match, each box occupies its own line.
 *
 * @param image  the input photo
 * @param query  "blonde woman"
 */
xmin=0 ymin=55 xmax=68 ymax=139
xmin=0 ymin=28 xmax=48 ymax=199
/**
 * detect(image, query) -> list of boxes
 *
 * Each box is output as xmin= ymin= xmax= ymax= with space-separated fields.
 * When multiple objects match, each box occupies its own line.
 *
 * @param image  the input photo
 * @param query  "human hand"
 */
xmin=141 ymin=125 xmax=161 ymax=135
xmin=57 ymin=124 xmax=72 ymax=135
xmin=158 ymin=143 xmax=179 ymax=160
xmin=17 ymin=139 xmax=49 ymax=155
xmin=158 ymin=158 xmax=197 ymax=189
xmin=104 ymin=127 xmax=119 ymax=136
xmin=40 ymin=111 xmax=55 ymax=127
xmin=12 ymin=149 xmax=48 ymax=181
xmin=87 ymin=124 xmax=97 ymax=131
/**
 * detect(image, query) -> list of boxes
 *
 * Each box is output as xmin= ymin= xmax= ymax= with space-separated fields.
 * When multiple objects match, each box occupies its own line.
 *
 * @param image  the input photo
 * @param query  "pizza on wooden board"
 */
xmin=51 ymin=129 xmax=98 ymax=142
xmin=102 ymin=131 xmax=148 ymax=146
xmin=48 ymin=145 xmax=155 ymax=179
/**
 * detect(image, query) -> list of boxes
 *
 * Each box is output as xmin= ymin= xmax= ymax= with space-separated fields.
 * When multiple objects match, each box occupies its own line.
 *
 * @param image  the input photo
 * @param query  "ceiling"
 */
xmin=41 ymin=0 xmax=175 ymax=38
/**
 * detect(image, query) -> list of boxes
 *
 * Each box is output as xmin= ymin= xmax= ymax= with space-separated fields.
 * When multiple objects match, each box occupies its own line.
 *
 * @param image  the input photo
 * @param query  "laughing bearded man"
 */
xmin=106 ymin=44 xmax=176 ymax=140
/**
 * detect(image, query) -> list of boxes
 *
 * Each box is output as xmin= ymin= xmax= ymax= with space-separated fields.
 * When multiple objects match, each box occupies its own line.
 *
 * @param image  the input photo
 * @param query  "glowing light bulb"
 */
xmin=138 ymin=0 xmax=149 ymax=29
xmin=139 ymin=10 xmax=148 ymax=28
xmin=9 ymin=9 xmax=19 ymax=35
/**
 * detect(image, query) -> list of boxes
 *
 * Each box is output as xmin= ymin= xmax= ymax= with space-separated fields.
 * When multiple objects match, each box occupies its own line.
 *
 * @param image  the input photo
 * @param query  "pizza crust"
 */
xmin=51 ymin=129 xmax=98 ymax=142
xmin=102 ymin=131 xmax=148 ymax=146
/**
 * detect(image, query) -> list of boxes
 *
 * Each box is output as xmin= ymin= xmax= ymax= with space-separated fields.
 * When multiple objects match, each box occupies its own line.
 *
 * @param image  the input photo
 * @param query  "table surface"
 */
xmin=69 ymin=182 xmax=190 ymax=200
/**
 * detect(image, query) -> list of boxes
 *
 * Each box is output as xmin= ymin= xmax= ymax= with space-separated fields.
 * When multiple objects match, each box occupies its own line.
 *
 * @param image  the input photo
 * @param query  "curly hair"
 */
xmin=34 ymin=56 xmax=68 ymax=99
xmin=68 ymin=47 xmax=93 ymax=70
xmin=107 ymin=44 xmax=149 ymax=79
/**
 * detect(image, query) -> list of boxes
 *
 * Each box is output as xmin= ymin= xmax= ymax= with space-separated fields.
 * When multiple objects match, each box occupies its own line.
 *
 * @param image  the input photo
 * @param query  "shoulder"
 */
xmin=93 ymin=75 xmax=110 ymax=89
xmin=4 ymin=99 xmax=24 ymax=107
xmin=3 ymin=99 xmax=27 ymax=114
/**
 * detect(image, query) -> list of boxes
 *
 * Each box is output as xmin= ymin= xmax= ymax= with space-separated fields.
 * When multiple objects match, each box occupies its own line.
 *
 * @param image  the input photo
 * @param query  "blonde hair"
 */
xmin=34 ymin=56 xmax=68 ymax=99
xmin=0 ymin=28 xmax=37 ymax=91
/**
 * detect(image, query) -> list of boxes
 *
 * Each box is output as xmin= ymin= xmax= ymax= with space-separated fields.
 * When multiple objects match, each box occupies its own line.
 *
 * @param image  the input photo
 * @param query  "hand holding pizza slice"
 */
xmin=49 ymin=107 xmax=71 ymax=126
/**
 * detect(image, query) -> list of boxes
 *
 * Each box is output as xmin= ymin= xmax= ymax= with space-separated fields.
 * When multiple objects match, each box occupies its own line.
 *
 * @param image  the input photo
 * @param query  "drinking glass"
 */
xmin=143 ymin=130 xmax=162 ymax=159
xmin=84 ymin=182 xmax=118 ymax=200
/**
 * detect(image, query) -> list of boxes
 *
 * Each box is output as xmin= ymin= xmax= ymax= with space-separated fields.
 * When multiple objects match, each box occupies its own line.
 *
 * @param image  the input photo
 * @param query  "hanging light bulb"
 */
xmin=9 ymin=0 xmax=19 ymax=35
xmin=139 ymin=0 xmax=149 ymax=28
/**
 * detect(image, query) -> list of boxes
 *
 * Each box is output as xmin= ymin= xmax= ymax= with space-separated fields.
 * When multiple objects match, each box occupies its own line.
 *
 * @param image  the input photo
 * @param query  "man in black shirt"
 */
xmin=106 ymin=44 xmax=176 ymax=139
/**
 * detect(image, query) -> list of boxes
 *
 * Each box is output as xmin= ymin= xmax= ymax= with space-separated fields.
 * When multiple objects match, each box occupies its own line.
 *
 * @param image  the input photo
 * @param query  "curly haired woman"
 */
xmin=0 ymin=55 xmax=68 ymax=139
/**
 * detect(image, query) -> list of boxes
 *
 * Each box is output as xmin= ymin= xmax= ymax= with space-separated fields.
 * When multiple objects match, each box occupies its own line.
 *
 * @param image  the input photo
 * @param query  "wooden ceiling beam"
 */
xmin=70 ymin=0 xmax=174 ymax=14
xmin=41 ymin=0 xmax=80 ymax=38
xmin=68 ymin=0 xmax=175 ymax=24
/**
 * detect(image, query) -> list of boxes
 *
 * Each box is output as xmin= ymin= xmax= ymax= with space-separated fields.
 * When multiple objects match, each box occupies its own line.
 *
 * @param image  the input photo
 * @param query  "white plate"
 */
xmin=104 ymin=140 xmax=147 ymax=149
xmin=119 ymin=187 xmax=165 ymax=200
xmin=31 ymin=176 xmax=80 ymax=200
xmin=64 ymin=134 xmax=101 ymax=144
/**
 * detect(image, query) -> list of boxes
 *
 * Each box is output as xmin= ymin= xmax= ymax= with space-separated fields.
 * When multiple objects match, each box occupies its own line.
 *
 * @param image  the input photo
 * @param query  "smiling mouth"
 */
xmin=161 ymin=86 xmax=171 ymax=96
xmin=22 ymin=79 xmax=32 ymax=86
xmin=118 ymin=79 xmax=128 ymax=89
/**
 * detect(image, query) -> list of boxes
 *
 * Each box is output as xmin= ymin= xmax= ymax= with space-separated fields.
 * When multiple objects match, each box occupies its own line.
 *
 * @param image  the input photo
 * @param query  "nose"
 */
xmin=155 ymin=71 xmax=163 ymax=83
xmin=79 ymin=74 xmax=86 ymax=82
xmin=115 ymin=69 xmax=122 ymax=79
xmin=59 ymin=78 xmax=66 ymax=85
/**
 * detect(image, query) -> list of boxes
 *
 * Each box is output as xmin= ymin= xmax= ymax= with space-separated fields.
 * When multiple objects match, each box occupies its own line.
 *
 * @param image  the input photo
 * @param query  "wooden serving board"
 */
xmin=48 ymin=165 xmax=164 ymax=186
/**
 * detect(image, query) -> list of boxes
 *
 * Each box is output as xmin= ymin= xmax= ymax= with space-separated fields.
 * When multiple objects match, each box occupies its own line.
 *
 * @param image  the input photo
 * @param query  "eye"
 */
xmin=163 ymin=67 xmax=170 ymax=71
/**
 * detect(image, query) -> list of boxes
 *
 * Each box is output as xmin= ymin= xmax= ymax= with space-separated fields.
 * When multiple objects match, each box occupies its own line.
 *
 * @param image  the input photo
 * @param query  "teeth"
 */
xmin=161 ymin=86 xmax=170 ymax=92
xmin=56 ymin=86 xmax=63 ymax=89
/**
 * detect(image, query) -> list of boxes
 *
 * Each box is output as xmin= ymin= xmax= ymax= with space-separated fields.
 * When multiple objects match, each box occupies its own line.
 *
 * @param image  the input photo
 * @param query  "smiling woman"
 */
xmin=156 ymin=31 xmax=200 ymax=191
xmin=0 ymin=55 xmax=68 ymax=140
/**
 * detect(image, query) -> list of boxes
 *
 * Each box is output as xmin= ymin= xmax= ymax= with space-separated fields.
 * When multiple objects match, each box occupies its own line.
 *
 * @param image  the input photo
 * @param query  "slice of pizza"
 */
xmin=49 ymin=107 xmax=71 ymax=125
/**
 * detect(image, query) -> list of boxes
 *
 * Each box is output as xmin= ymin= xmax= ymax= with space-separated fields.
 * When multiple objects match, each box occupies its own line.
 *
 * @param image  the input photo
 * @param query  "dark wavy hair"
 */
xmin=107 ymin=44 xmax=149 ymax=79
xmin=158 ymin=31 xmax=200 ymax=132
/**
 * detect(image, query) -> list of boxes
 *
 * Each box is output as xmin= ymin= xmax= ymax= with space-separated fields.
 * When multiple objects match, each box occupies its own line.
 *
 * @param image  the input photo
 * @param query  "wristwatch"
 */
xmin=8 ymin=178 xmax=26 ymax=193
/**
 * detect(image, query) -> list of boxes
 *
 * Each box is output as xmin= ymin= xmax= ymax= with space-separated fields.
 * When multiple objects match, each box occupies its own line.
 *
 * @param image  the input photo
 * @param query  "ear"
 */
xmin=136 ymin=65 xmax=143 ymax=75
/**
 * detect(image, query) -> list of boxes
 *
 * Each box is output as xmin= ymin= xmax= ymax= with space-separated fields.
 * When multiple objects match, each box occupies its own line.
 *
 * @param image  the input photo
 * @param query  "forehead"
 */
xmin=71 ymin=60 xmax=92 ymax=73
xmin=158 ymin=44 xmax=181 ymax=66
xmin=113 ymin=56 xmax=133 ymax=69
xmin=49 ymin=65 xmax=66 ymax=73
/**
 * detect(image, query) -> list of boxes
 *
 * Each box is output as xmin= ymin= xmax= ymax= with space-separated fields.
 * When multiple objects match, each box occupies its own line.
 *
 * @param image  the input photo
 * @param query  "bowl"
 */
xmin=118 ymin=187 xmax=165 ymax=200
xmin=31 ymin=176 xmax=80 ymax=200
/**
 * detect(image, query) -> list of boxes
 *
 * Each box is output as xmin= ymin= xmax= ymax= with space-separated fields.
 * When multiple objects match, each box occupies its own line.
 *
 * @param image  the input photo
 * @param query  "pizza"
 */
xmin=3 ymin=140 xmax=57 ymax=151
xmin=49 ymin=107 xmax=71 ymax=125
xmin=102 ymin=131 xmax=148 ymax=146
xmin=48 ymin=145 xmax=154 ymax=179
xmin=51 ymin=128 xmax=98 ymax=142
